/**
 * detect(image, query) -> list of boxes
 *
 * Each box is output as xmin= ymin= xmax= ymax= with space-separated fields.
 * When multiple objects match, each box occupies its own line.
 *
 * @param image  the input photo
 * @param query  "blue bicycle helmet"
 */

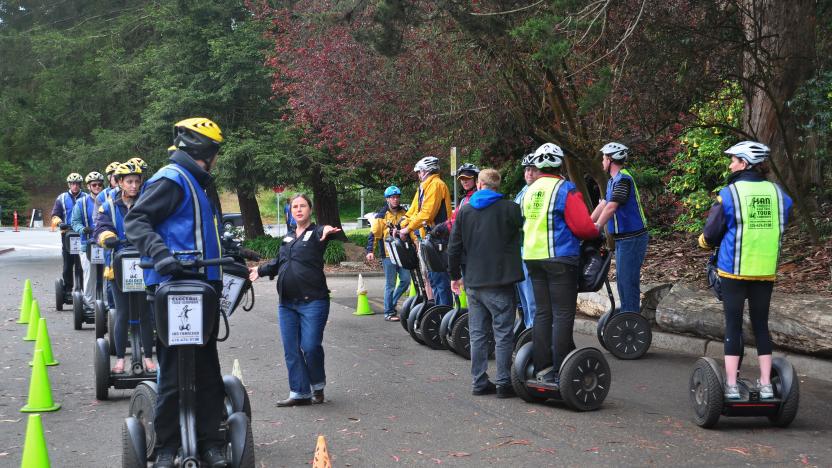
xmin=384 ymin=186 xmax=402 ymax=198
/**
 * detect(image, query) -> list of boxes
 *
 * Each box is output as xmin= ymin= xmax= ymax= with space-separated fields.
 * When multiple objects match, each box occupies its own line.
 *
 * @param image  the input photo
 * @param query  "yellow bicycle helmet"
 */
xmin=127 ymin=157 xmax=148 ymax=172
xmin=105 ymin=161 xmax=121 ymax=175
xmin=173 ymin=117 xmax=223 ymax=163
xmin=113 ymin=162 xmax=142 ymax=180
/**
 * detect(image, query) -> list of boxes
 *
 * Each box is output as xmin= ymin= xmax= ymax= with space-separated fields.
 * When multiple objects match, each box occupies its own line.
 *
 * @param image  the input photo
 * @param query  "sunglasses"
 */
xmin=89 ymin=183 xmax=103 ymax=188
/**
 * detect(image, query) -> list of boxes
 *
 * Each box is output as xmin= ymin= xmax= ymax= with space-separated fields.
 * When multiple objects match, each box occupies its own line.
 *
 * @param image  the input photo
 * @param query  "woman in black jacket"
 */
xmin=249 ymin=194 xmax=341 ymax=407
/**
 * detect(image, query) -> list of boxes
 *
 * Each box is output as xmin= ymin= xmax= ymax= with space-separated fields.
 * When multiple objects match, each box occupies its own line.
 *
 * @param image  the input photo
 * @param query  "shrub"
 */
xmin=323 ymin=241 xmax=347 ymax=265
xmin=0 ymin=161 xmax=28 ymax=225
xmin=345 ymin=228 xmax=371 ymax=247
xmin=243 ymin=235 xmax=282 ymax=258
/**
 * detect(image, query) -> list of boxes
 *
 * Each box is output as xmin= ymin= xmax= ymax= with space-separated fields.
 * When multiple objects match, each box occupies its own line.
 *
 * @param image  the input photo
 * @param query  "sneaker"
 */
xmin=496 ymin=385 xmax=515 ymax=399
xmin=472 ymin=381 xmax=496 ymax=396
xmin=153 ymin=449 xmax=176 ymax=468
xmin=200 ymin=446 xmax=228 ymax=468
xmin=724 ymin=383 xmax=741 ymax=400
xmin=535 ymin=367 xmax=558 ymax=384
xmin=758 ymin=380 xmax=774 ymax=399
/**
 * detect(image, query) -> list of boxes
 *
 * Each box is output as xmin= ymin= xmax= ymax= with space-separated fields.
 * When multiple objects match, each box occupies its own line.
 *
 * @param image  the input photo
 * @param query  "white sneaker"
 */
xmin=757 ymin=380 xmax=774 ymax=399
xmin=724 ymin=383 xmax=740 ymax=399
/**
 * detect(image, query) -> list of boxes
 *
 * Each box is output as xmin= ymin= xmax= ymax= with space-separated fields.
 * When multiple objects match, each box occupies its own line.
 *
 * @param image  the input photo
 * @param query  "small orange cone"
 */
xmin=30 ymin=318 xmax=58 ymax=366
xmin=312 ymin=435 xmax=332 ymax=468
xmin=23 ymin=300 xmax=42 ymax=341
xmin=20 ymin=349 xmax=61 ymax=413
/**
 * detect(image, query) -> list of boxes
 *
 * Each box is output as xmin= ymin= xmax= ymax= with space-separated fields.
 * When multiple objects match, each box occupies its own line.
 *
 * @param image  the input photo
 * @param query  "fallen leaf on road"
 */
xmin=539 ymin=448 xmax=557 ymax=454
xmin=448 ymin=452 xmax=470 ymax=457
xmin=0 ymin=419 xmax=21 ymax=423
xmin=799 ymin=454 xmax=809 ymax=464
xmin=348 ymin=417 xmax=360 ymax=422
xmin=724 ymin=447 xmax=750 ymax=456
xmin=391 ymin=455 xmax=400 ymax=462
xmin=347 ymin=448 xmax=359 ymax=452
xmin=584 ymin=447 xmax=600 ymax=453
xmin=432 ymin=458 xmax=442 ymax=464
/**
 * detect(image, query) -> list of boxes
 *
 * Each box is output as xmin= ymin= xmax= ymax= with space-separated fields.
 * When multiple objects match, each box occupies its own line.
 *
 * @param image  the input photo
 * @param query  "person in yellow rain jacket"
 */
xmin=399 ymin=156 xmax=453 ymax=306
xmin=366 ymin=186 xmax=411 ymax=321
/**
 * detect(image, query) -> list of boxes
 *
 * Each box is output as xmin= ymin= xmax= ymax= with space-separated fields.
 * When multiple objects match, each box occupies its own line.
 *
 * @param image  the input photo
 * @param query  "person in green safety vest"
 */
xmin=699 ymin=141 xmax=793 ymax=400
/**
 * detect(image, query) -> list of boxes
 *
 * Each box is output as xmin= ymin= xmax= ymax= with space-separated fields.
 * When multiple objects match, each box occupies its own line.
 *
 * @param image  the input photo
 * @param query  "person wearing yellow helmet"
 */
xmin=94 ymin=161 xmax=155 ymax=375
xmin=51 ymin=172 xmax=85 ymax=300
xmin=125 ymin=117 xmax=227 ymax=468
xmin=70 ymin=171 xmax=106 ymax=311
xmin=94 ymin=162 xmax=122 ymax=312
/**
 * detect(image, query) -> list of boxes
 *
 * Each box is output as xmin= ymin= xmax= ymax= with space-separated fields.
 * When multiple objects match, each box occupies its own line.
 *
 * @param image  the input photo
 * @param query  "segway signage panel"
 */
xmin=167 ymin=294 xmax=204 ymax=345
xmin=90 ymin=245 xmax=105 ymax=264
xmin=68 ymin=233 xmax=82 ymax=255
xmin=121 ymin=257 xmax=145 ymax=292
xmin=220 ymin=262 xmax=250 ymax=316
xmin=153 ymin=280 xmax=218 ymax=347
xmin=386 ymin=237 xmax=419 ymax=270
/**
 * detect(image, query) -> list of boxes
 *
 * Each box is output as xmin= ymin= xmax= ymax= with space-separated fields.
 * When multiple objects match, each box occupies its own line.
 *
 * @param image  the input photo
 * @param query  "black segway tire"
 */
xmin=559 ymin=348 xmax=611 ymax=411
xmin=689 ymin=358 xmax=723 ymax=428
xmin=55 ymin=278 xmax=64 ymax=311
xmin=604 ymin=313 xmax=652 ymax=360
xmin=400 ymin=296 xmax=417 ymax=320
xmin=449 ymin=313 xmax=471 ymax=360
xmin=95 ymin=338 xmax=110 ymax=400
xmin=227 ymin=412 xmax=256 ymax=468
xmin=510 ymin=342 xmax=547 ymax=404
xmin=769 ymin=358 xmax=800 ymax=427
xmin=95 ymin=300 xmax=107 ymax=339
xmin=438 ymin=307 xmax=458 ymax=349
xmin=122 ymin=417 xmax=147 ymax=468
xmin=419 ymin=305 xmax=452 ymax=350
xmin=401 ymin=296 xmax=423 ymax=332
xmin=407 ymin=300 xmax=432 ymax=345
xmin=73 ymin=291 xmax=85 ymax=330
xmin=128 ymin=381 xmax=157 ymax=459
xmin=596 ymin=312 xmax=611 ymax=350
xmin=224 ymin=375 xmax=252 ymax=420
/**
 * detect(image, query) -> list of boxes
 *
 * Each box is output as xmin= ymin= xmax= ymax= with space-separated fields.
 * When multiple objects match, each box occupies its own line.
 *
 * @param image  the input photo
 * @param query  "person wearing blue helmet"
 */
xmin=367 ymin=185 xmax=411 ymax=321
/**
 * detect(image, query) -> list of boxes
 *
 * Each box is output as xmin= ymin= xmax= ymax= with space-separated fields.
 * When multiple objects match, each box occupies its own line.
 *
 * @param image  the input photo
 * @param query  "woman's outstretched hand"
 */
xmin=321 ymin=225 xmax=342 ymax=241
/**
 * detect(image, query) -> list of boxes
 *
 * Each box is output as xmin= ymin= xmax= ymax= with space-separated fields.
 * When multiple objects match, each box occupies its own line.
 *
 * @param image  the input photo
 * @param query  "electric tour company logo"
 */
xmin=168 ymin=294 xmax=203 ymax=345
xmin=745 ymin=195 xmax=774 ymax=230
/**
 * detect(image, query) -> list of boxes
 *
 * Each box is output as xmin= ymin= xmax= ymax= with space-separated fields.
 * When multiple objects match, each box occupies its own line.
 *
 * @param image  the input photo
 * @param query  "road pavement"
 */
xmin=1 ymin=232 xmax=831 ymax=467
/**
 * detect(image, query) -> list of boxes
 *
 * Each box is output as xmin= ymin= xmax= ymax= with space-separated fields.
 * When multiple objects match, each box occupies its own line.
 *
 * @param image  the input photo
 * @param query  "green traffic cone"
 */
xmin=23 ymin=300 xmax=41 ymax=342
xmin=458 ymin=287 xmax=468 ymax=309
xmin=21 ymin=414 xmax=51 ymax=468
xmin=20 ymin=349 xmax=61 ymax=413
xmin=354 ymin=293 xmax=374 ymax=316
xmin=17 ymin=279 xmax=33 ymax=324
xmin=408 ymin=280 xmax=417 ymax=297
xmin=30 ymin=318 xmax=58 ymax=366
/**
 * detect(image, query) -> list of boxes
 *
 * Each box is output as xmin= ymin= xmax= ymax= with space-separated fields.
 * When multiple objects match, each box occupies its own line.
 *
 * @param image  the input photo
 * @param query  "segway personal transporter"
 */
xmin=55 ymin=226 xmax=83 ymax=311
xmin=122 ymin=252 xmax=255 ymax=468
xmin=688 ymin=253 xmax=799 ymax=428
xmin=408 ymin=233 xmax=455 ymax=349
xmin=95 ymin=241 xmax=156 ymax=400
xmin=510 ymin=238 xmax=613 ymax=411
xmin=384 ymin=233 xmax=426 ymax=331
xmin=74 ymin=240 xmax=106 ymax=331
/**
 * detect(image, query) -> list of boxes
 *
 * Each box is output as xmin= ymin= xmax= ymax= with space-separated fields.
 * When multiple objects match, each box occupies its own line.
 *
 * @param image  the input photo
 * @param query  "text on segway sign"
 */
xmin=91 ymin=245 xmax=105 ymax=264
xmin=121 ymin=258 xmax=146 ymax=292
xmin=167 ymin=294 xmax=204 ymax=345
xmin=69 ymin=236 xmax=82 ymax=255
xmin=220 ymin=273 xmax=245 ymax=315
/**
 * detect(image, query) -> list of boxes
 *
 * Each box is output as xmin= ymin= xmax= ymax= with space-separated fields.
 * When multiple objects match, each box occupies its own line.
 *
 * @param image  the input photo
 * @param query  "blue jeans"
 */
xmin=278 ymin=299 xmax=330 ymax=399
xmin=468 ymin=286 xmax=516 ymax=389
xmin=428 ymin=271 xmax=452 ymax=306
xmin=382 ymin=258 xmax=411 ymax=317
xmin=615 ymin=232 xmax=649 ymax=313
xmin=516 ymin=259 xmax=536 ymax=328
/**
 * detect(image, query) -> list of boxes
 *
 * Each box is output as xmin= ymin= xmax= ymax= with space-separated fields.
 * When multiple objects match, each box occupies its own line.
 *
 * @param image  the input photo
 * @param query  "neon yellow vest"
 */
xmin=723 ymin=181 xmax=783 ymax=278
xmin=522 ymin=177 xmax=564 ymax=260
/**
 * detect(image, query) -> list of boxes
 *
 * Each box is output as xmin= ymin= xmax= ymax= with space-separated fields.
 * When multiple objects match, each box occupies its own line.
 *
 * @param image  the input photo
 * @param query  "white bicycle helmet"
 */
xmin=413 ymin=156 xmax=440 ymax=173
xmin=66 ymin=173 xmax=83 ymax=183
xmin=85 ymin=171 xmax=105 ymax=184
xmin=724 ymin=141 xmax=770 ymax=166
xmin=532 ymin=143 xmax=564 ymax=169
xmin=521 ymin=153 xmax=535 ymax=167
xmin=600 ymin=142 xmax=629 ymax=161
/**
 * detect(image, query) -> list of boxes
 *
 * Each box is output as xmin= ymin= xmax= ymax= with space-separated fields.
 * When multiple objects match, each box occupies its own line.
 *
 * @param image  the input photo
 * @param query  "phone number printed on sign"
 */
xmin=167 ymin=294 xmax=203 ymax=346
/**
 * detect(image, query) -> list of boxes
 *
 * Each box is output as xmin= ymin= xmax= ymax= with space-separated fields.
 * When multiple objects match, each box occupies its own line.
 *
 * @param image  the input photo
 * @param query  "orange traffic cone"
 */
xmin=312 ymin=435 xmax=332 ymax=468
xmin=20 ymin=349 xmax=61 ymax=413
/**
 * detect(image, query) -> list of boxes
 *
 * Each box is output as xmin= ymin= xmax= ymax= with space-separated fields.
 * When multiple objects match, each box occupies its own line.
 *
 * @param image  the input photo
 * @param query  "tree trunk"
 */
xmin=308 ymin=167 xmax=347 ymax=240
xmin=236 ymin=188 xmax=264 ymax=239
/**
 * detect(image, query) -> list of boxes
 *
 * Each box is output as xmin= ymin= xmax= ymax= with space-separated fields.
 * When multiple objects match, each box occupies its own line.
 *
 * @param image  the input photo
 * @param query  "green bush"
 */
xmin=323 ymin=241 xmax=347 ymax=265
xmin=243 ymin=235 xmax=282 ymax=258
xmin=0 ymin=161 xmax=28 ymax=225
xmin=345 ymin=228 xmax=371 ymax=247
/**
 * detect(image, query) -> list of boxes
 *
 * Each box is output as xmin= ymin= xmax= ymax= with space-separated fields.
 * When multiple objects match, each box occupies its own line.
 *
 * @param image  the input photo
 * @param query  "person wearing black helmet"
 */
xmin=125 ymin=117 xmax=228 ymax=468
xmin=432 ymin=163 xmax=480 ymax=237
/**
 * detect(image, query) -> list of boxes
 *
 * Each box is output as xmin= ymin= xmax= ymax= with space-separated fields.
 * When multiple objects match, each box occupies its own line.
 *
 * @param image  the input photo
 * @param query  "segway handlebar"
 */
xmin=138 ymin=256 xmax=235 ymax=270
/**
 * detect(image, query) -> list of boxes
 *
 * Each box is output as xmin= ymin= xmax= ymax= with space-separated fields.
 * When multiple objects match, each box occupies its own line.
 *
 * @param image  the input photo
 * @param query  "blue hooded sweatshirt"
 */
xmin=468 ymin=189 xmax=503 ymax=210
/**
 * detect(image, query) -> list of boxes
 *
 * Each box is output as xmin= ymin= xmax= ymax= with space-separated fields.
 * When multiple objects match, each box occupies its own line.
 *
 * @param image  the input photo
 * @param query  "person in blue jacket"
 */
xmin=71 ymin=171 xmax=105 ymax=311
xmin=96 ymin=161 xmax=121 ymax=311
xmin=51 ymin=172 xmax=85 ymax=297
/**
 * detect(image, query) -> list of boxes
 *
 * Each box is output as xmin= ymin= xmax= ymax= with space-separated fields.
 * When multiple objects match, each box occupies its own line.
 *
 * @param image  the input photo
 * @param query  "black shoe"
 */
xmin=312 ymin=389 xmax=325 ymax=404
xmin=276 ymin=397 xmax=312 ymax=407
xmin=153 ymin=449 xmax=176 ymax=468
xmin=201 ymin=446 xmax=228 ymax=468
xmin=472 ymin=381 xmax=496 ymax=396
xmin=496 ymin=385 xmax=516 ymax=399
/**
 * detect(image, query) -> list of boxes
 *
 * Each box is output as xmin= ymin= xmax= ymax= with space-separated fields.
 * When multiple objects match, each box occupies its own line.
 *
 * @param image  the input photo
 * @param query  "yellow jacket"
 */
xmin=370 ymin=206 xmax=411 ymax=257
xmin=401 ymin=174 xmax=451 ymax=237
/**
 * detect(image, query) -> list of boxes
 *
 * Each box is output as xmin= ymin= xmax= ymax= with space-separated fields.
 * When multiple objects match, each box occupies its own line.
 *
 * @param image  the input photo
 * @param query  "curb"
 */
xmin=0 ymin=247 xmax=15 ymax=255
xmin=326 ymin=271 xmax=384 ymax=278
xmin=574 ymin=318 xmax=832 ymax=383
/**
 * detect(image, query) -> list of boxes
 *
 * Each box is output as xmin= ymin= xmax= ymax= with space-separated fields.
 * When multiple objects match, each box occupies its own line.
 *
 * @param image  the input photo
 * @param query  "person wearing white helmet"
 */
xmin=591 ymin=142 xmax=649 ymax=317
xmin=522 ymin=143 xmax=600 ymax=385
xmin=399 ymin=155 xmax=453 ymax=306
xmin=513 ymin=153 xmax=538 ymax=329
xmin=70 ymin=171 xmax=106 ymax=311
xmin=699 ymin=141 xmax=792 ymax=400
xmin=51 ymin=172 xmax=86 ymax=299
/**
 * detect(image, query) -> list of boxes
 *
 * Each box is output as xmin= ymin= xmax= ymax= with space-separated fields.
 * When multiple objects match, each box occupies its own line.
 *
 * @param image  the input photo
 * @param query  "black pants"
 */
xmin=153 ymin=282 xmax=225 ymax=453
xmin=526 ymin=260 xmax=578 ymax=373
xmin=111 ymin=288 xmax=154 ymax=359
xmin=722 ymin=277 xmax=774 ymax=356
xmin=61 ymin=244 xmax=81 ymax=291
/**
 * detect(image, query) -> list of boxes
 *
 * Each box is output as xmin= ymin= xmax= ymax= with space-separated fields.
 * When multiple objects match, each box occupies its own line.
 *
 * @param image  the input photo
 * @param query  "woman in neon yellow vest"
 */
xmin=699 ymin=141 xmax=793 ymax=400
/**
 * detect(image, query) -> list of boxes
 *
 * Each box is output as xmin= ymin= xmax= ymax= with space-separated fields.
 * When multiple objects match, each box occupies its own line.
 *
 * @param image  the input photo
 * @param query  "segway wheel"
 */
xmin=55 ymin=279 xmax=64 ymax=311
xmin=400 ymin=296 xmax=417 ymax=320
xmin=604 ymin=313 xmax=652 ymax=360
xmin=596 ymin=312 xmax=611 ymax=351
xmin=73 ymin=292 xmax=85 ymax=330
xmin=122 ymin=417 xmax=147 ymax=468
xmin=438 ymin=308 xmax=458 ymax=349
xmin=768 ymin=359 xmax=800 ymax=428
xmin=108 ymin=309 xmax=116 ymax=355
xmin=449 ymin=313 xmax=471 ymax=360
xmin=128 ymin=381 xmax=157 ymax=459
xmin=559 ymin=348 xmax=611 ymax=411
xmin=512 ymin=328 xmax=533 ymax=361
xmin=401 ymin=296 xmax=423 ymax=332
xmin=95 ymin=338 xmax=110 ymax=400
xmin=419 ymin=305 xmax=452 ymax=350
xmin=227 ymin=412 xmax=256 ymax=468
xmin=224 ymin=375 xmax=253 ymax=420
xmin=689 ymin=358 xmax=723 ymax=428
xmin=407 ymin=300 xmax=432 ymax=345
xmin=95 ymin=300 xmax=107 ymax=339
xmin=510 ymin=342 xmax=547 ymax=404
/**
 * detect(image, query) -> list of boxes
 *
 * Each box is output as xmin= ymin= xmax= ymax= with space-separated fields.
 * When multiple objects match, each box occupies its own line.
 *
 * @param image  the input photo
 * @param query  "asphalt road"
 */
xmin=1 ymin=231 xmax=831 ymax=467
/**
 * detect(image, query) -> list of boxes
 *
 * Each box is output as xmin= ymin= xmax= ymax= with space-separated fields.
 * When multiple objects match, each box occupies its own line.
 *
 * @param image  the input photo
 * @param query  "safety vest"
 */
xmin=97 ymin=187 xmax=119 ymax=266
xmin=58 ymin=191 xmax=81 ymax=221
xmin=78 ymin=194 xmax=95 ymax=246
xmin=521 ymin=176 xmax=580 ymax=260
xmin=142 ymin=163 xmax=222 ymax=286
xmin=605 ymin=168 xmax=647 ymax=234
xmin=717 ymin=180 xmax=790 ymax=280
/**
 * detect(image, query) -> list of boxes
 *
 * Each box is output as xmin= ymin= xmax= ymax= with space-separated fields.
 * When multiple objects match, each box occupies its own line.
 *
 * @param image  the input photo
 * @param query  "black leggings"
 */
xmin=722 ymin=277 xmax=774 ymax=356
xmin=526 ymin=260 xmax=578 ymax=373
xmin=112 ymin=288 xmax=155 ymax=359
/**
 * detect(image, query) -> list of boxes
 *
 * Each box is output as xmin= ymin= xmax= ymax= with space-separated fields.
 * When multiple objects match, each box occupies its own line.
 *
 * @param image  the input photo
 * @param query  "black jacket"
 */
xmin=257 ymin=223 xmax=330 ymax=302
xmin=447 ymin=194 xmax=523 ymax=288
